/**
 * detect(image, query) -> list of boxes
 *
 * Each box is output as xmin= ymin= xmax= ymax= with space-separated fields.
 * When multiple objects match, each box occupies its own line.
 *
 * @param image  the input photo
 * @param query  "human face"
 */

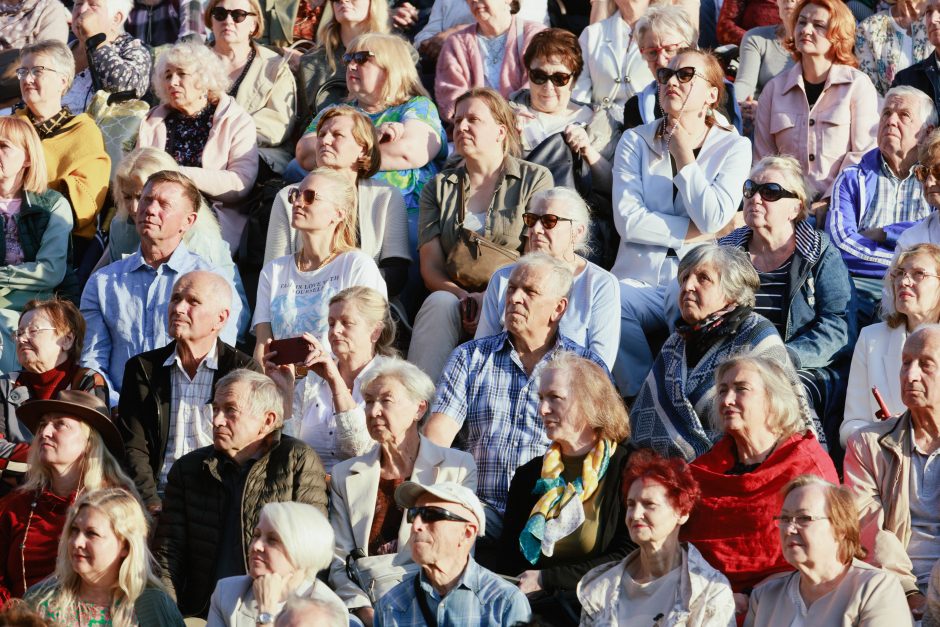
xmin=18 ymin=53 xmax=68 ymax=111
xmin=716 ymin=363 xmax=775 ymax=438
xmin=16 ymin=309 xmax=72 ymax=373
xmin=345 ymin=49 xmax=386 ymax=106
xmin=638 ymin=27 xmax=688 ymax=75
xmin=927 ymin=0 xmax=940 ymax=49
xmin=210 ymin=0 xmax=258 ymax=46
xmin=0 ymin=134 xmax=29 ymax=195
xmin=249 ymin=514 xmax=296 ymax=578
xmin=466 ymin=0 xmax=512 ymax=27
xmin=901 ymin=329 xmax=940 ymax=412
xmin=72 ymin=0 xmax=121 ymax=40
xmin=528 ymin=56 xmax=575 ymax=116
xmin=744 ymin=169 xmax=801 ymax=233
xmin=328 ymin=300 xmax=381 ymax=360
xmin=504 ymin=265 xmax=565 ymax=338
xmin=453 ymin=97 xmax=507 ymax=160
xmin=212 ymin=381 xmax=273 ymax=457
xmin=524 ymin=199 xmax=581 ymax=260
xmin=330 ymin=0 xmax=371 ymax=25
xmin=778 ymin=484 xmax=841 ymax=572
xmin=136 ymin=181 xmax=198 ymax=245
xmin=892 ymin=253 xmax=940 ymax=324
xmin=678 ymin=262 xmax=732 ymax=324
xmin=878 ymin=95 xmax=929 ymax=162
xmin=658 ymin=53 xmax=718 ymax=118
xmin=539 ymin=369 xmax=595 ymax=451
xmin=409 ymin=494 xmax=476 ymax=567
xmin=116 ymin=175 xmax=145 ymax=220
xmin=625 ymin=478 xmax=687 ymax=547
xmin=364 ymin=376 xmax=424 ymax=444
xmin=289 ymin=174 xmax=344 ymax=233
xmin=777 ymin=0 xmax=797 ymax=29
xmin=162 ymin=63 xmax=207 ymax=116
xmin=35 ymin=414 xmax=90 ymax=470
xmin=168 ymin=274 xmax=228 ymax=343
xmin=68 ymin=506 xmax=127 ymax=589
xmin=317 ymin=115 xmax=367 ymax=172
xmin=793 ymin=4 xmax=832 ymax=59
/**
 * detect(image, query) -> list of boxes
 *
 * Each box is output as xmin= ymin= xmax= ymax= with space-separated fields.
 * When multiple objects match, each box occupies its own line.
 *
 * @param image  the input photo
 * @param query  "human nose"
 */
xmin=39 ymin=422 xmax=56 ymax=438
xmin=538 ymin=397 xmax=551 ymax=416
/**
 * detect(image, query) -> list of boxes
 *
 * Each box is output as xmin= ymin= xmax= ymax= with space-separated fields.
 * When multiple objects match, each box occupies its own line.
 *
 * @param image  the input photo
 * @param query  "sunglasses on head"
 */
xmin=210 ymin=7 xmax=256 ymax=22
xmin=742 ymin=179 xmax=800 ymax=202
xmin=528 ymin=69 xmax=573 ymax=87
xmin=288 ymin=187 xmax=327 ymax=206
xmin=343 ymin=50 xmax=375 ymax=65
xmin=522 ymin=212 xmax=574 ymax=229
xmin=406 ymin=505 xmax=472 ymax=525
xmin=655 ymin=66 xmax=700 ymax=85
xmin=915 ymin=164 xmax=940 ymax=183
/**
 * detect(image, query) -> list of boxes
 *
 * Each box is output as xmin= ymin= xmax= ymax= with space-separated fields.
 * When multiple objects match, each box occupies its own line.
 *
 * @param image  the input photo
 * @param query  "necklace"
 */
xmin=294 ymin=250 xmax=338 ymax=272
xmin=20 ymin=490 xmax=38 ymax=596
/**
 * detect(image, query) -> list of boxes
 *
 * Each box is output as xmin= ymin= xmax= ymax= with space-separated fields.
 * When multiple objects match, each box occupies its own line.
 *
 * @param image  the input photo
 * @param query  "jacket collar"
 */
xmin=441 ymin=155 xmax=525 ymax=185
xmin=203 ymin=429 xmax=283 ymax=479
xmin=631 ymin=117 xmax=737 ymax=159
xmin=719 ymin=220 xmax=823 ymax=264
xmin=779 ymin=62 xmax=856 ymax=95
xmin=878 ymin=411 xmax=915 ymax=455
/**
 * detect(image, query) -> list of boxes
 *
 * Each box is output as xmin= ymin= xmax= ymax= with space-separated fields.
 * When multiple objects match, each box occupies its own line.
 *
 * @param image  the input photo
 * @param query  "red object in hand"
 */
xmin=872 ymin=386 xmax=891 ymax=420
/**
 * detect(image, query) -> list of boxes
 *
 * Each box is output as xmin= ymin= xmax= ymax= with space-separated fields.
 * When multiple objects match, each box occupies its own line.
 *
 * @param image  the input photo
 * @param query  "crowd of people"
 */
xmin=2 ymin=0 xmax=940 ymax=623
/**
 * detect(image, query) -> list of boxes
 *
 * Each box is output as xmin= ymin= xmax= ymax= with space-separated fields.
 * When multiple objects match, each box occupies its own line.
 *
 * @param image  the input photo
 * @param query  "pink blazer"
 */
xmin=434 ymin=16 xmax=546 ymax=124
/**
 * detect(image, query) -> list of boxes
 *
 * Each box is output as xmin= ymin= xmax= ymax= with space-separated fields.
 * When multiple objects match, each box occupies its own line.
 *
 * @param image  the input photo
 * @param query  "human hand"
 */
xmin=667 ymin=116 xmax=703 ymax=162
xmin=392 ymin=2 xmax=419 ymax=29
xmin=563 ymin=123 xmax=600 ymax=165
xmin=739 ymin=96 xmax=757 ymax=122
xmin=252 ymin=572 xmax=298 ymax=614
xmin=908 ymin=592 xmax=926 ymax=620
xmin=299 ymin=332 xmax=340 ymax=382
xmin=377 ymin=121 xmax=405 ymax=144
xmin=354 ymin=607 xmax=375 ymax=627
xmin=860 ymin=227 xmax=887 ymax=243
xmin=518 ymin=570 xmax=543 ymax=594
xmin=73 ymin=9 xmax=106 ymax=41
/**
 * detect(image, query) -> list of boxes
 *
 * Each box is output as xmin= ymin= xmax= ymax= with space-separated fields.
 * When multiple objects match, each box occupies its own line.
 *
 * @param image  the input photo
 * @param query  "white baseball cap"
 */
xmin=395 ymin=481 xmax=486 ymax=537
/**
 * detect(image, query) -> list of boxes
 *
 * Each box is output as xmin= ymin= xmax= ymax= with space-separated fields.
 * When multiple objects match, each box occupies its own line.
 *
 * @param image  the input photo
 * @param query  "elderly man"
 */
xmin=80 ymin=170 xmax=244 ymax=406
xmin=894 ymin=0 xmax=940 ymax=115
xmin=153 ymin=369 xmax=328 ymax=618
xmin=375 ymin=481 xmax=531 ymax=626
xmin=117 ymin=270 xmax=261 ymax=514
xmin=827 ymin=86 xmax=937 ymax=325
xmin=844 ymin=324 xmax=940 ymax=620
xmin=424 ymin=253 xmax=607 ymax=539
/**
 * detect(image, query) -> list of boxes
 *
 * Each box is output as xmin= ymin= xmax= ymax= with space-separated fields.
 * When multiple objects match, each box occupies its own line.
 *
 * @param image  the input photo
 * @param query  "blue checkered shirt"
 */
xmin=431 ymin=332 xmax=606 ymax=513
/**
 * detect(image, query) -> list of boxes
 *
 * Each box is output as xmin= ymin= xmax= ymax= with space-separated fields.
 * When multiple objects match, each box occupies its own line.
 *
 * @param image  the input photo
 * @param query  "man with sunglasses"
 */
xmin=375 ymin=481 xmax=531 ymax=626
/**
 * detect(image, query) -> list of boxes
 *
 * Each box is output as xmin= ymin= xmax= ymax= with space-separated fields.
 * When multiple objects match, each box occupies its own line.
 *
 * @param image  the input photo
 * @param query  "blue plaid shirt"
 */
xmin=432 ymin=332 xmax=606 ymax=513
xmin=374 ymin=557 xmax=531 ymax=627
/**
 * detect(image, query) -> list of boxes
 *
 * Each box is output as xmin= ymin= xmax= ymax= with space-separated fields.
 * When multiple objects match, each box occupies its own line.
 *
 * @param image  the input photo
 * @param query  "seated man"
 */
xmin=423 ymin=253 xmax=606 ymax=540
xmin=154 ymin=369 xmax=328 ymax=618
xmin=827 ymin=86 xmax=936 ymax=326
xmin=80 ymin=170 xmax=244 ymax=405
xmin=118 ymin=270 xmax=262 ymax=515
xmin=376 ymin=481 xmax=531 ymax=626
xmin=845 ymin=324 xmax=940 ymax=621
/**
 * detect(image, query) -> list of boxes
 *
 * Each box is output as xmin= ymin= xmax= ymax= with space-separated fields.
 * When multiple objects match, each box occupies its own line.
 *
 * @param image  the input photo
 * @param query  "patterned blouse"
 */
xmin=37 ymin=599 xmax=131 ymax=626
xmin=165 ymin=101 xmax=218 ymax=168
xmin=856 ymin=11 xmax=931 ymax=95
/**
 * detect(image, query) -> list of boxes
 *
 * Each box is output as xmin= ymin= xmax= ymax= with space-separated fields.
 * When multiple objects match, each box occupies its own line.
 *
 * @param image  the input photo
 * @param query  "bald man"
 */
xmin=117 ymin=270 xmax=262 ymax=513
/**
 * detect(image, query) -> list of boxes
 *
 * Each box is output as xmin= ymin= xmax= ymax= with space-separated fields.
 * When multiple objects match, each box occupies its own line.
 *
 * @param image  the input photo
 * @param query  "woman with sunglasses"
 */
xmin=718 ymin=155 xmax=855 ymax=448
xmin=329 ymin=358 xmax=476 ymax=627
xmin=611 ymin=48 xmax=751 ymax=399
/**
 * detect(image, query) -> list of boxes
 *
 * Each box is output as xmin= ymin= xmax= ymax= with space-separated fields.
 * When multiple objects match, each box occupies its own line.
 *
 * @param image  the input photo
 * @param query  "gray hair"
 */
xmin=635 ymin=5 xmax=698 ymax=48
xmin=152 ymin=41 xmax=230 ymax=103
xmin=20 ymin=40 xmax=75 ymax=92
xmin=679 ymin=244 xmax=760 ymax=308
xmin=907 ymin=323 xmax=940 ymax=349
xmin=713 ymin=354 xmax=805 ymax=439
xmin=103 ymin=0 xmax=133 ymax=20
xmin=215 ymin=369 xmax=284 ymax=428
xmin=749 ymin=155 xmax=812 ymax=222
xmin=513 ymin=252 xmax=575 ymax=300
xmin=361 ymin=358 xmax=436 ymax=420
xmin=258 ymin=502 xmax=334 ymax=578
xmin=275 ymin=597 xmax=347 ymax=627
xmin=883 ymin=85 xmax=939 ymax=128
xmin=528 ymin=187 xmax=592 ymax=256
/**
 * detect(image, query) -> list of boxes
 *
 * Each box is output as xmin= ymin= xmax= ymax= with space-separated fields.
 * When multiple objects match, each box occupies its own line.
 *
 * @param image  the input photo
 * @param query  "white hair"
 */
xmin=528 ymin=187 xmax=593 ymax=256
xmin=883 ymin=85 xmax=938 ymax=128
xmin=258 ymin=502 xmax=334 ymax=578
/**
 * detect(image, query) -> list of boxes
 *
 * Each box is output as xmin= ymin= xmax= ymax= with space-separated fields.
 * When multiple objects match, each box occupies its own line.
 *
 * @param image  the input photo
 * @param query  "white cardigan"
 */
xmin=610 ymin=119 xmax=752 ymax=287
xmin=206 ymin=576 xmax=346 ymax=627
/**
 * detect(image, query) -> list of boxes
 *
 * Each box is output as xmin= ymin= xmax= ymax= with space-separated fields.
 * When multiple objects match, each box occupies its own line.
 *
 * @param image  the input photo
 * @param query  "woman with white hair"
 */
xmin=137 ymin=39 xmax=259 ymax=252
xmin=207 ymin=502 xmax=346 ymax=627
xmin=475 ymin=187 xmax=619 ymax=369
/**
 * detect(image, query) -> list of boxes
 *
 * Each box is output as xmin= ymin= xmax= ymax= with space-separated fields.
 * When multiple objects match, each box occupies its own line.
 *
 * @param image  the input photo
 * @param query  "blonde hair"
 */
xmin=345 ymin=33 xmax=428 ymax=108
xmin=882 ymin=243 xmax=940 ymax=328
xmin=541 ymin=353 xmax=630 ymax=442
xmin=152 ymin=41 xmax=231 ymax=103
xmin=0 ymin=117 xmax=48 ymax=193
xmin=454 ymin=88 xmax=522 ymax=158
xmin=713 ymin=354 xmax=806 ymax=439
xmin=317 ymin=0 xmax=390 ymax=73
xmin=781 ymin=475 xmax=866 ymax=563
xmin=303 ymin=168 xmax=358 ymax=254
xmin=328 ymin=286 xmax=397 ymax=357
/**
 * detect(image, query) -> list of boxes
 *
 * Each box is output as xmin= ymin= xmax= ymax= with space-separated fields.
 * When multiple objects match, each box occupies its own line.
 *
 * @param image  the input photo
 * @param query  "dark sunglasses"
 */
xmin=742 ymin=179 xmax=800 ymax=202
xmin=343 ymin=50 xmax=375 ymax=65
xmin=655 ymin=66 xmax=700 ymax=85
xmin=529 ymin=68 xmax=573 ymax=87
xmin=406 ymin=505 xmax=471 ymax=525
xmin=288 ymin=187 xmax=328 ymax=206
xmin=522 ymin=212 xmax=574 ymax=229
xmin=915 ymin=164 xmax=940 ymax=183
xmin=210 ymin=7 xmax=256 ymax=22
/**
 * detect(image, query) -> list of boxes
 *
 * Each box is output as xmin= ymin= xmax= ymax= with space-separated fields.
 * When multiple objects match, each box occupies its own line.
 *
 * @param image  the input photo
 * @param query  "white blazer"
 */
xmin=207 ymin=576 xmax=346 ymax=627
xmin=328 ymin=435 xmax=477 ymax=609
xmin=572 ymin=14 xmax=653 ymax=122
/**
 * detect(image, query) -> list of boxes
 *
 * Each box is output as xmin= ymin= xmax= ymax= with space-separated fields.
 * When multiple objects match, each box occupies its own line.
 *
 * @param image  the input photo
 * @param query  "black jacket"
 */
xmin=116 ymin=339 xmax=262 ymax=507
xmin=892 ymin=54 xmax=940 ymax=114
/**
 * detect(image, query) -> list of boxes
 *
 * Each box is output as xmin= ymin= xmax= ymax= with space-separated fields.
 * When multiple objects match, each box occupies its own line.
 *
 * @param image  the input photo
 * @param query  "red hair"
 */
xmin=786 ymin=0 xmax=857 ymax=67
xmin=621 ymin=449 xmax=701 ymax=516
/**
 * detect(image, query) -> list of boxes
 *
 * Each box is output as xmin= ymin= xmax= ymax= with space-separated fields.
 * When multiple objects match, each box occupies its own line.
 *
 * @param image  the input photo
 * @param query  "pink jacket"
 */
xmin=434 ymin=16 xmax=546 ymax=124
xmin=754 ymin=63 xmax=878 ymax=199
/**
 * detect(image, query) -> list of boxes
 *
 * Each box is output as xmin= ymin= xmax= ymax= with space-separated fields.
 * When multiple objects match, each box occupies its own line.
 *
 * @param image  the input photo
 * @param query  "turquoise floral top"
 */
xmin=305 ymin=96 xmax=448 ymax=213
xmin=37 ymin=599 xmax=134 ymax=626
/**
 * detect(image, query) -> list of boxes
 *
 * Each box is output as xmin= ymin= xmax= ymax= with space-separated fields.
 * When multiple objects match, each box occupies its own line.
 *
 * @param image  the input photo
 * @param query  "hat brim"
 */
xmin=18 ymin=398 xmax=125 ymax=460
xmin=394 ymin=481 xmax=485 ymax=536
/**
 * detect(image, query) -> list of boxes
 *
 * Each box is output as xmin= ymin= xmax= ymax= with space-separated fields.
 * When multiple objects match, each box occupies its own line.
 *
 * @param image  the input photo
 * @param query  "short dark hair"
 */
xmin=142 ymin=170 xmax=201 ymax=215
xmin=523 ymin=28 xmax=584 ymax=81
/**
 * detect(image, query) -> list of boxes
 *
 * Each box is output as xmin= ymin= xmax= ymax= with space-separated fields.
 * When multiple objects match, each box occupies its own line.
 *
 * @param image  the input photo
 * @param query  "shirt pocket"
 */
xmin=769 ymin=111 xmax=801 ymax=147
xmin=816 ymin=105 xmax=853 ymax=158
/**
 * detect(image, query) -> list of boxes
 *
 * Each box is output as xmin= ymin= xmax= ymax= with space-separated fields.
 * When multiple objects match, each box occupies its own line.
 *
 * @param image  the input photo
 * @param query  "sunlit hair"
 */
xmin=216 ymin=369 xmax=284 ymax=429
xmin=781 ymin=475 xmax=866 ymax=563
xmin=19 ymin=299 xmax=85 ymax=363
xmin=328 ymin=286 xmax=397 ymax=357
xmin=527 ymin=187 xmax=592 ymax=256
xmin=883 ymin=85 xmax=938 ymax=128
xmin=882 ymin=243 xmax=940 ymax=328
xmin=345 ymin=33 xmax=427 ymax=107
xmin=30 ymin=489 xmax=161 ymax=627
xmin=713 ymin=354 xmax=805 ymax=439
xmin=361 ymin=358 xmax=436 ymax=420
xmin=786 ymin=0 xmax=857 ymax=67
xmin=0 ymin=117 xmax=47 ymax=193
xmin=300 ymin=168 xmax=358 ymax=254
xmin=20 ymin=40 xmax=75 ymax=92
xmin=316 ymin=106 xmax=381 ymax=179
xmin=679 ymin=244 xmax=760 ymax=309
xmin=277 ymin=596 xmax=347 ymax=627
xmin=513 ymin=252 xmax=574 ymax=300
xmin=103 ymin=0 xmax=133 ymax=21
xmin=454 ymin=87 xmax=522 ymax=158
xmin=256 ymin=502 xmax=334 ymax=579
xmin=668 ymin=49 xmax=725 ymax=116
xmin=749 ymin=155 xmax=812 ymax=222
xmin=142 ymin=169 xmax=202 ymax=217
xmin=919 ymin=127 xmax=940 ymax=168
xmin=635 ymin=5 xmax=698 ymax=50
xmin=317 ymin=0 xmax=390 ymax=74
xmin=621 ymin=449 xmax=700 ymax=517
xmin=522 ymin=28 xmax=583 ymax=80
xmin=153 ymin=40 xmax=231 ymax=103
xmin=204 ymin=0 xmax=265 ymax=39
xmin=541 ymin=353 xmax=630 ymax=442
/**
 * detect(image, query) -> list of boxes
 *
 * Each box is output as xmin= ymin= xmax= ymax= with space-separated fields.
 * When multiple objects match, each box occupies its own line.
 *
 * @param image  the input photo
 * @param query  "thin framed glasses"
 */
xmin=343 ymin=50 xmax=375 ymax=66
xmin=406 ymin=505 xmax=472 ymax=525
xmin=210 ymin=7 xmax=256 ymax=22
xmin=742 ymin=179 xmax=800 ymax=202
xmin=15 ymin=66 xmax=59 ymax=80
xmin=288 ymin=187 xmax=329 ymax=206
xmin=528 ymin=69 xmax=573 ymax=87
xmin=773 ymin=514 xmax=829 ymax=528
xmin=522 ymin=212 xmax=574 ymax=229
xmin=14 ymin=326 xmax=57 ymax=340
xmin=640 ymin=43 xmax=684 ymax=61
xmin=914 ymin=164 xmax=940 ymax=183
xmin=655 ymin=66 xmax=701 ymax=85
xmin=889 ymin=268 xmax=940 ymax=284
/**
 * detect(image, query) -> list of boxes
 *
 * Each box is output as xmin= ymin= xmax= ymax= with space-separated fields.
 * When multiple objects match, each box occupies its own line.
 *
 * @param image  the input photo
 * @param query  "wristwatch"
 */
xmin=256 ymin=612 xmax=275 ymax=625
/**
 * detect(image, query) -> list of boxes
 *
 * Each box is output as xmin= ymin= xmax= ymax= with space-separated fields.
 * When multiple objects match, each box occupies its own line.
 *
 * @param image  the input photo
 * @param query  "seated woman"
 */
xmin=577 ymin=449 xmax=736 ymax=626
xmin=267 ymin=107 xmax=410 ymax=299
xmin=856 ymin=0 xmax=929 ymax=97
xmin=745 ymin=475 xmax=911 ymax=625
xmin=205 ymin=0 xmax=297 ymax=176
xmin=137 ymin=40 xmax=259 ymax=253
xmin=208 ymin=502 xmax=346 ymax=626
xmin=328 ymin=358 xmax=476 ymax=627
xmin=719 ymin=155 xmax=856 ymax=445
xmin=476 ymin=188 xmax=620 ymax=370
xmin=842 ymin=243 xmax=940 ymax=445
xmin=736 ymin=0 xmax=795 ymax=127
xmin=487 ymin=354 xmax=632 ymax=625
xmin=0 ymin=390 xmax=134 ymax=601
xmin=409 ymin=88 xmax=552 ymax=382
xmin=26 ymin=488 xmax=184 ymax=626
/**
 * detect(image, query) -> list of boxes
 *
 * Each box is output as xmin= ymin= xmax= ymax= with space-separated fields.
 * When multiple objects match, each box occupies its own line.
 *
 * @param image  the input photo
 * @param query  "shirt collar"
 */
xmin=163 ymin=339 xmax=220 ymax=371
xmin=418 ymin=556 xmax=478 ymax=599
xmin=879 ymin=152 xmax=918 ymax=181
xmin=130 ymin=240 xmax=194 ymax=272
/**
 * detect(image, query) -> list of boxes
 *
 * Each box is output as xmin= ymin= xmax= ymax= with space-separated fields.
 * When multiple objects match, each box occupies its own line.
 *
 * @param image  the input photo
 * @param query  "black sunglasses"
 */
xmin=529 ymin=69 xmax=573 ymax=87
xmin=655 ymin=66 xmax=700 ymax=85
xmin=343 ymin=50 xmax=375 ymax=65
xmin=522 ymin=212 xmax=574 ymax=229
xmin=742 ymin=179 xmax=800 ymax=202
xmin=210 ymin=7 xmax=256 ymax=22
xmin=288 ymin=187 xmax=328 ymax=206
xmin=406 ymin=505 xmax=471 ymax=525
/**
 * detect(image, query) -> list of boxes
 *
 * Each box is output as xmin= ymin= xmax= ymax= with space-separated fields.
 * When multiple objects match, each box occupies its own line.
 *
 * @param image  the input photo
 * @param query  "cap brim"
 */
xmin=18 ymin=399 xmax=125 ymax=460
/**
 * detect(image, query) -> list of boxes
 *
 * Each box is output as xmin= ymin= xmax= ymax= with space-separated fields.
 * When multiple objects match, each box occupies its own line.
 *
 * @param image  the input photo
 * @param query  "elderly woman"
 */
xmin=0 ymin=390 xmax=134 ymax=601
xmin=842 ymin=243 xmax=940 ymax=445
xmin=137 ymin=40 xmax=259 ymax=252
xmin=208 ymin=502 xmax=346 ymax=626
xmin=409 ymin=88 xmax=552 ymax=382
xmin=745 ymin=476 xmax=912 ymax=625
xmin=206 ymin=0 xmax=297 ymax=175
xmin=434 ymin=0 xmax=546 ymax=128
xmin=736 ymin=0 xmax=796 ymax=124
xmin=26 ymin=488 xmax=184 ymax=625
xmin=476 ymin=188 xmax=619 ymax=370
xmin=329 ymin=358 xmax=476 ymax=626
xmin=577 ymin=449 xmax=736 ymax=626
xmin=856 ymin=0 xmax=929 ymax=97
xmin=0 ymin=0 xmax=67 ymax=52
xmin=754 ymin=0 xmax=879 ymax=202
xmin=15 ymin=41 xmax=110 ymax=262
xmin=612 ymin=48 xmax=751 ymax=398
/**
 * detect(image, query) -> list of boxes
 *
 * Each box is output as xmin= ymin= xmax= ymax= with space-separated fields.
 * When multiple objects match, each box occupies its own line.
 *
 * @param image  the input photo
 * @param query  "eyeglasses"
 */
xmin=655 ymin=66 xmax=701 ymax=85
xmin=889 ymin=268 xmax=940 ymax=284
xmin=742 ymin=179 xmax=801 ymax=202
xmin=640 ymin=42 xmax=684 ymax=61
xmin=14 ymin=326 xmax=57 ymax=340
xmin=528 ymin=69 xmax=573 ymax=87
xmin=287 ymin=187 xmax=329 ymax=206
xmin=773 ymin=514 xmax=829 ymax=528
xmin=210 ymin=7 xmax=256 ymax=22
xmin=406 ymin=505 xmax=472 ymax=525
xmin=914 ymin=164 xmax=940 ymax=183
xmin=15 ymin=66 xmax=59 ymax=80
xmin=522 ymin=212 xmax=574 ymax=229
xmin=343 ymin=50 xmax=375 ymax=66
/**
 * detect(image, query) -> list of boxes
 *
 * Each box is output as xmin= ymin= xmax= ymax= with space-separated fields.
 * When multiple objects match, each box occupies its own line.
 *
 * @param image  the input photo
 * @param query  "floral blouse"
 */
xmin=165 ymin=101 xmax=218 ymax=168
xmin=37 ymin=599 xmax=135 ymax=627
xmin=856 ymin=11 xmax=931 ymax=95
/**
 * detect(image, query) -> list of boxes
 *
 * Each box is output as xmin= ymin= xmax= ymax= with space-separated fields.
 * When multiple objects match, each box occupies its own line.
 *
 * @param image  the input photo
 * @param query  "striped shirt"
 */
xmin=753 ymin=256 xmax=793 ymax=337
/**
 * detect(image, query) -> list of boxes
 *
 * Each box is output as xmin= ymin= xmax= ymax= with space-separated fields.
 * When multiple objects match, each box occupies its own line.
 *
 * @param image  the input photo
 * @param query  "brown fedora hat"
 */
xmin=18 ymin=390 xmax=124 ymax=459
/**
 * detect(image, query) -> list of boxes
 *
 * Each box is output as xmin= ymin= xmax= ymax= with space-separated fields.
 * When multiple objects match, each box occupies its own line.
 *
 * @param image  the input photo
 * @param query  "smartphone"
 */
xmin=268 ymin=337 xmax=311 ymax=366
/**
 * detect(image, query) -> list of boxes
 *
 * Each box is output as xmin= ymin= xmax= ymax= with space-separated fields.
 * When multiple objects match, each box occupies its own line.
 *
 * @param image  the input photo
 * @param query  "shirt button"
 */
xmin=602 ymin=97 xmax=610 ymax=103
xmin=615 ymin=78 xmax=621 ymax=83
xmin=809 ymin=119 xmax=815 ymax=126
xmin=808 ymin=154 xmax=816 ymax=162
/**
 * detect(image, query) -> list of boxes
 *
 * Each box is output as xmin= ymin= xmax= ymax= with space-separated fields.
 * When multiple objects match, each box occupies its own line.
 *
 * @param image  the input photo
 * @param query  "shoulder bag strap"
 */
xmin=413 ymin=573 xmax=438 ymax=627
